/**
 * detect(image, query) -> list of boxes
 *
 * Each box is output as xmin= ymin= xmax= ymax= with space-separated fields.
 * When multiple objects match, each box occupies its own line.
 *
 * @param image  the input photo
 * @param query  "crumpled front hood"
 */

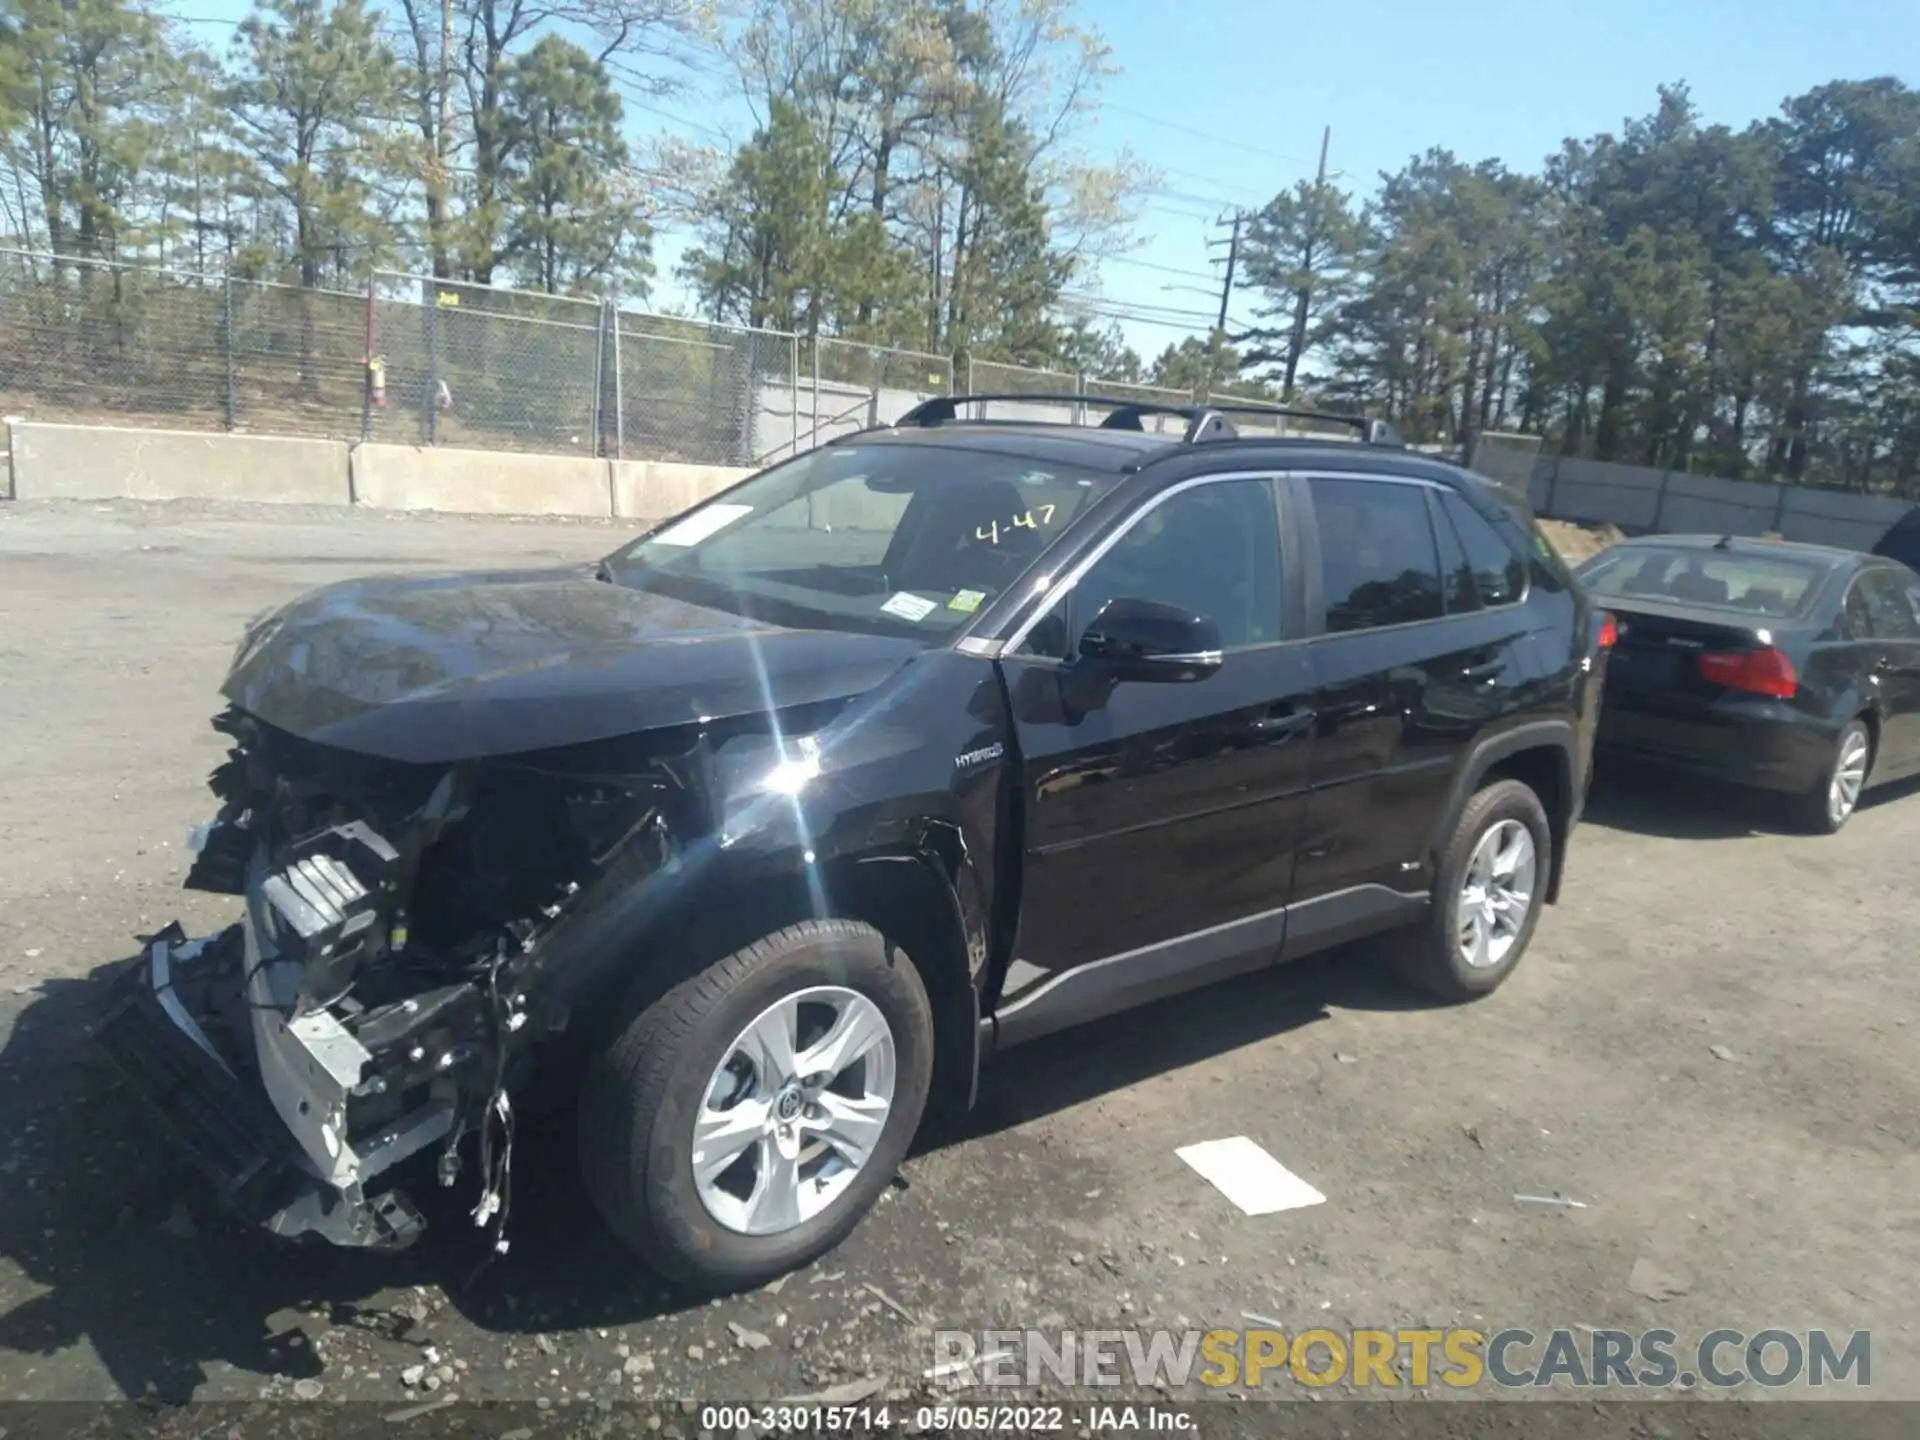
xmin=223 ymin=567 xmax=923 ymax=763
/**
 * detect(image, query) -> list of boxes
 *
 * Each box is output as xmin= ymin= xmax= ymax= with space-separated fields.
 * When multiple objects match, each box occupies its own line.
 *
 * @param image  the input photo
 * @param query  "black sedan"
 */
xmin=1576 ymin=534 xmax=1920 ymax=833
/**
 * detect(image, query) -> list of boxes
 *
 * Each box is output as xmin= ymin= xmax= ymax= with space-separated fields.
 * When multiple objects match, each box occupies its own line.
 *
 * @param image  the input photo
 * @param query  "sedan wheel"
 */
xmin=1794 ymin=719 xmax=1872 ymax=835
xmin=1827 ymin=726 xmax=1870 ymax=828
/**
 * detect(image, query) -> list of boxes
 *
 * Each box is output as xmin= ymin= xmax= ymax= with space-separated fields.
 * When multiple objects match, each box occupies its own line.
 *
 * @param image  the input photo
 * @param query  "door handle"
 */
xmin=1461 ymin=658 xmax=1507 ymax=682
xmin=1255 ymin=703 xmax=1317 ymax=736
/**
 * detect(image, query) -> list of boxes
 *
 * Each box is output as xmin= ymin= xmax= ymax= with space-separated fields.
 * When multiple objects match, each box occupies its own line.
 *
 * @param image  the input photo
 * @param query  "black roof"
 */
xmin=839 ymin=418 xmax=1485 ymax=489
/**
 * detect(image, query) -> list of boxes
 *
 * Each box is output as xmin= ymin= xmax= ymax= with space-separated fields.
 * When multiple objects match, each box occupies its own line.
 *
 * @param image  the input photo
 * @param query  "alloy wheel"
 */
xmin=1458 ymin=819 xmax=1537 ymax=970
xmin=691 ymin=986 xmax=897 ymax=1236
xmin=1829 ymin=728 xmax=1870 ymax=828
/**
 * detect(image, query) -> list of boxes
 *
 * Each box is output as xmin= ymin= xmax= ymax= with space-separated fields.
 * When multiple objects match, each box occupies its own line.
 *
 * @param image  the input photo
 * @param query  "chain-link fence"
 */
xmin=0 ymin=246 xmax=1333 ymax=465
xmin=0 ymin=249 xmax=812 ymax=463
xmin=965 ymin=357 xmax=1079 ymax=399
xmin=797 ymin=339 xmax=954 ymax=447
xmin=1467 ymin=429 xmax=1545 ymax=494
xmin=370 ymin=274 xmax=605 ymax=455
xmin=617 ymin=311 xmax=799 ymax=467
xmin=231 ymin=280 xmax=373 ymax=439
xmin=0 ymin=250 xmax=230 ymax=430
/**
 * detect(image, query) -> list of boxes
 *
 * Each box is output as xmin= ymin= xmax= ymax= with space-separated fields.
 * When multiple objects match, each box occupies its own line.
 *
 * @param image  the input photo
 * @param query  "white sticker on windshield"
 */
xmin=649 ymin=503 xmax=753 ymax=547
xmin=880 ymin=591 xmax=939 ymax=623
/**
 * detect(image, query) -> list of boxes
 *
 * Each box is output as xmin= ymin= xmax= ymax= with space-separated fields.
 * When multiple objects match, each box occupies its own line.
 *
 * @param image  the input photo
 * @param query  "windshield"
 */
xmin=600 ymin=442 xmax=1111 ymax=638
xmin=1578 ymin=545 xmax=1828 ymax=619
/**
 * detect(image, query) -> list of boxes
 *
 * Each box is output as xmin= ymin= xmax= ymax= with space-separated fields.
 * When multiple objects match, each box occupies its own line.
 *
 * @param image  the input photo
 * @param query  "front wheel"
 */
xmin=1389 ymin=778 xmax=1552 ymax=1002
xmin=578 ymin=919 xmax=934 ymax=1291
xmin=1790 ymin=719 xmax=1871 ymax=835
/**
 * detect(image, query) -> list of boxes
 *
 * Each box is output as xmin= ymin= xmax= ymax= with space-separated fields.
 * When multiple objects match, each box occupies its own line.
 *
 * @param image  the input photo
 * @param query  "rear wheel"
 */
xmin=1390 ymin=778 xmax=1552 ymax=1002
xmin=578 ymin=919 xmax=934 ymax=1291
xmin=1791 ymin=719 xmax=1871 ymax=835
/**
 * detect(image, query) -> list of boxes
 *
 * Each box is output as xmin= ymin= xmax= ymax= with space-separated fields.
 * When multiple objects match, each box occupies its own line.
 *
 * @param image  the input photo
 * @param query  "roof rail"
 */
xmin=891 ymin=392 xmax=1403 ymax=447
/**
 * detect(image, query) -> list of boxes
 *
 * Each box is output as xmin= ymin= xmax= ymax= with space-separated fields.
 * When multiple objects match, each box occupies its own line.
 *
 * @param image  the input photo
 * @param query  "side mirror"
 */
xmin=1077 ymin=597 xmax=1224 ymax=683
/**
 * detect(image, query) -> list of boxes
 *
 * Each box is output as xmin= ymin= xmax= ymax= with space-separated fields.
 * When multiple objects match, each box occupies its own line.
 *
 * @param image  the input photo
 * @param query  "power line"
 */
xmin=1062 ymin=289 xmax=1260 ymax=329
xmin=1103 ymin=103 xmax=1317 ymax=167
xmin=1066 ymin=299 xmax=1219 ymax=324
xmin=621 ymin=98 xmax=734 ymax=146
xmin=1064 ymin=300 xmax=1261 ymax=335
xmin=1101 ymin=254 xmax=1225 ymax=282
xmin=1146 ymin=186 xmax=1253 ymax=210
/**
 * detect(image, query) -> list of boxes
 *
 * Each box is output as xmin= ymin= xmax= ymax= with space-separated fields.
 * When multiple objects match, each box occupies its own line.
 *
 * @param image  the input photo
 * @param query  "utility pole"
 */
xmin=431 ymin=0 xmax=452 ymax=280
xmin=1283 ymin=124 xmax=1332 ymax=401
xmin=1202 ymin=211 xmax=1243 ymax=400
xmin=1214 ymin=211 xmax=1242 ymax=334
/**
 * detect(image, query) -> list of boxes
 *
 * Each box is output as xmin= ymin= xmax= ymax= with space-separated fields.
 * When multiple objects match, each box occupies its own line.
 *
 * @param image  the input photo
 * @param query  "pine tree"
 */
xmin=497 ymin=35 xmax=648 ymax=298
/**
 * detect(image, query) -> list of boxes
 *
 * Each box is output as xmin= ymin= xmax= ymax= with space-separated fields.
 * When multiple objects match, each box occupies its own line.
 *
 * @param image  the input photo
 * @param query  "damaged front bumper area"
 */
xmin=92 ymin=923 xmax=433 ymax=1248
xmin=92 ymin=707 xmax=692 ymax=1251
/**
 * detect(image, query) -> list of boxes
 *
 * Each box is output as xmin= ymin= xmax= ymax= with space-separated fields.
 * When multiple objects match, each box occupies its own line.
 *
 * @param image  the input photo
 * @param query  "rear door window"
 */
xmin=1308 ymin=477 xmax=1445 ymax=633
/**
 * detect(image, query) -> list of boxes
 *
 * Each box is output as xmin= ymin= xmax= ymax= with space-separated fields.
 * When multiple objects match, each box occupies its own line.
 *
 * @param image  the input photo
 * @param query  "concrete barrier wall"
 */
xmin=10 ymin=417 xmax=1912 ymax=555
xmin=8 ymin=421 xmax=350 ymax=504
xmin=1530 ymin=452 xmax=1913 ymax=552
xmin=1778 ymin=489 xmax=1910 ymax=551
xmin=612 ymin=460 xmax=752 ymax=521
xmin=351 ymin=443 xmax=612 ymax=518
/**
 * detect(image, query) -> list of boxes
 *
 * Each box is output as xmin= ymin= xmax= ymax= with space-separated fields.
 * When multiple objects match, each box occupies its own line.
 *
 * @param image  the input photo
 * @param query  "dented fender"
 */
xmin=527 ymin=652 xmax=1012 ymax=1074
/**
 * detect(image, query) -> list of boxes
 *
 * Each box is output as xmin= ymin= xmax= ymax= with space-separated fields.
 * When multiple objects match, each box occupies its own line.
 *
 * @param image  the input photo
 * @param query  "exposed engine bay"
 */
xmin=100 ymin=704 xmax=711 ymax=1253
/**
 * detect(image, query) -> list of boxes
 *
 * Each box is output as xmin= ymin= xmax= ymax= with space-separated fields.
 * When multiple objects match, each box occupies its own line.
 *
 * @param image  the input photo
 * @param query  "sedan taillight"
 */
xmin=1698 ymin=646 xmax=1798 ymax=699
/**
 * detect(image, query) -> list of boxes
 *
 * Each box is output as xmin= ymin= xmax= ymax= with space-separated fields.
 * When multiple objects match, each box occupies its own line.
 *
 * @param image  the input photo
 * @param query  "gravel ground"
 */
xmin=1 ymin=498 xmax=1916 ymax=1427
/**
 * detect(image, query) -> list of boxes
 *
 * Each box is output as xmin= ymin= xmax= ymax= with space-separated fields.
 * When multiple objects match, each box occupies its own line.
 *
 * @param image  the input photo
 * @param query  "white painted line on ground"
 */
xmin=1176 ymin=1136 xmax=1326 ymax=1216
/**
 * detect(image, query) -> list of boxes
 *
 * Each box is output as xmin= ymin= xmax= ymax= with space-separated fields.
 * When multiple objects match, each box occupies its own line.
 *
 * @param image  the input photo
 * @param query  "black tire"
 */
xmin=1789 ymin=718 xmax=1872 ymax=836
xmin=1389 ymin=778 xmax=1553 ymax=1002
xmin=577 ymin=919 xmax=934 ymax=1291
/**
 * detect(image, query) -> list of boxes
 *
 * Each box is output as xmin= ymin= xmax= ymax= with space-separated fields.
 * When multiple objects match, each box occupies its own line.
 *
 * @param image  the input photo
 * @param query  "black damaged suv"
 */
xmin=98 ymin=396 xmax=1610 ymax=1290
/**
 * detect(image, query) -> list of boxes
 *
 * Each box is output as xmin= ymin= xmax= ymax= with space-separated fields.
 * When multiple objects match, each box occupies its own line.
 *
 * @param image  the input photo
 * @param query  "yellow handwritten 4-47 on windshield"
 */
xmin=977 ymin=504 xmax=1058 ymax=544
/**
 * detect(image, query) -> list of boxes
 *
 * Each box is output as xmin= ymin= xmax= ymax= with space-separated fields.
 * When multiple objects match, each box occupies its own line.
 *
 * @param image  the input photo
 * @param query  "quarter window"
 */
xmin=1309 ymin=477 xmax=1445 ymax=633
xmin=1439 ymin=490 xmax=1528 ymax=607
xmin=1854 ymin=570 xmax=1920 ymax=640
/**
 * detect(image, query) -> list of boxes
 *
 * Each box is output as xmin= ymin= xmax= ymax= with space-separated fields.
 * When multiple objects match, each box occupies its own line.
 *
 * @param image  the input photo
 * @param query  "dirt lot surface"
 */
xmin=1 ymin=499 xmax=1916 ymax=1429
xmin=1537 ymin=518 xmax=1625 ymax=563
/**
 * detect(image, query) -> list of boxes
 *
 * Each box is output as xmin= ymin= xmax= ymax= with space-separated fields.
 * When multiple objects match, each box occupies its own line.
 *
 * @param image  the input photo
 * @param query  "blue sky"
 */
xmin=174 ymin=0 xmax=1918 ymax=360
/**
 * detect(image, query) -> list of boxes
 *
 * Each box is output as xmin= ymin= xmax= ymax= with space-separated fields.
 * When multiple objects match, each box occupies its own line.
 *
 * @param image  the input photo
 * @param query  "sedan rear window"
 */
xmin=1578 ymin=546 xmax=1827 ymax=619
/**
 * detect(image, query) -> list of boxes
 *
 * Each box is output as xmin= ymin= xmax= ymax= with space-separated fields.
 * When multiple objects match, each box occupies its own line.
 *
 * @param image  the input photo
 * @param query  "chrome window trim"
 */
xmin=998 ymin=470 xmax=1284 ymax=658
